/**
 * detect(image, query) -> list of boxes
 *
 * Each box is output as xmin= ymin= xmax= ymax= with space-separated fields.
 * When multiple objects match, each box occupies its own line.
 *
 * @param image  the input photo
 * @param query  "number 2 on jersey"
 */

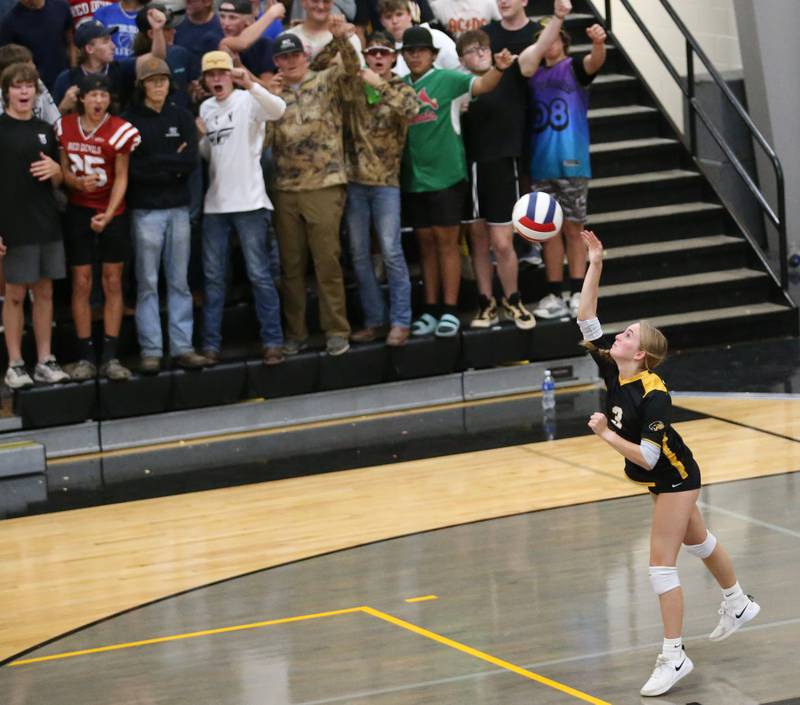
xmin=610 ymin=406 xmax=623 ymax=429
xmin=68 ymin=153 xmax=108 ymax=187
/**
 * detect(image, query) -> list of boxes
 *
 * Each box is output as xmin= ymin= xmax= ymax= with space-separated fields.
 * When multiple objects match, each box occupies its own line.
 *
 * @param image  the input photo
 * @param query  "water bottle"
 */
xmin=541 ymin=369 xmax=556 ymax=411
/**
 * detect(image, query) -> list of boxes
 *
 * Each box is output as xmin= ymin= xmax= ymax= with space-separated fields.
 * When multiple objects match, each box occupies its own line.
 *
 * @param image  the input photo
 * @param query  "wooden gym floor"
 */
xmin=2 ymin=338 xmax=800 ymax=704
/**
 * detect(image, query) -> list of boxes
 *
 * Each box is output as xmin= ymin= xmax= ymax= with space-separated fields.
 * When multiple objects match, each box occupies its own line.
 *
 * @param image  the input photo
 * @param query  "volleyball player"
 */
xmin=576 ymin=229 xmax=760 ymax=697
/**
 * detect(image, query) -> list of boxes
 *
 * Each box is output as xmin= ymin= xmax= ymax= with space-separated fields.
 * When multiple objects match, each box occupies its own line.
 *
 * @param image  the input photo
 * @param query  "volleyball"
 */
xmin=512 ymin=191 xmax=564 ymax=243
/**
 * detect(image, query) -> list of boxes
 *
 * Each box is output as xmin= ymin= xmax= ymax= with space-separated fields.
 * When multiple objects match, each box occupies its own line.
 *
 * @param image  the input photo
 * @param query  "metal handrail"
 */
xmin=589 ymin=0 xmax=788 ymax=291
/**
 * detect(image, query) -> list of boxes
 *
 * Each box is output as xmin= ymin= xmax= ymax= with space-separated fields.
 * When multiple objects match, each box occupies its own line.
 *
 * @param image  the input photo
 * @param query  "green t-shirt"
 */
xmin=401 ymin=68 xmax=475 ymax=193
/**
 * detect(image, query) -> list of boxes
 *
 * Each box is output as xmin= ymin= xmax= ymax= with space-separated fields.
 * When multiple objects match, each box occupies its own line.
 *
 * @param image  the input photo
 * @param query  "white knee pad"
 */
xmin=649 ymin=566 xmax=680 ymax=595
xmin=683 ymin=530 xmax=717 ymax=559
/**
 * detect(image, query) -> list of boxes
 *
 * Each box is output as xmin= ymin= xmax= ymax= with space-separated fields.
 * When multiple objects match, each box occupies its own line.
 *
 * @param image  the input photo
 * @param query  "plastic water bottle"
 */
xmin=542 ymin=369 xmax=556 ymax=411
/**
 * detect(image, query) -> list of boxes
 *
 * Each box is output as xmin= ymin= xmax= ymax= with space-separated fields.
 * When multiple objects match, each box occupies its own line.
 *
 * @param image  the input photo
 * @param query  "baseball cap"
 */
xmin=135 ymin=3 xmax=180 ymax=33
xmin=219 ymin=0 xmax=252 ymax=14
xmin=201 ymin=50 xmax=234 ymax=73
xmin=77 ymin=72 xmax=112 ymax=95
xmin=74 ymin=19 xmax=118 ymax=49
xmin=136 ymin=56 xmax=171 ymax=82
xmin=272 ymin=33 xmax=305 ymax=58
xmin=400 ymin=26 xmax=437 ymax=52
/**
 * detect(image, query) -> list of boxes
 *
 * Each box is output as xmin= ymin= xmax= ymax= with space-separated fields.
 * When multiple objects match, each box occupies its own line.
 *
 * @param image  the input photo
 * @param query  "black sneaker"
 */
xmin=502 ymin=292 xmax=536 ymax=330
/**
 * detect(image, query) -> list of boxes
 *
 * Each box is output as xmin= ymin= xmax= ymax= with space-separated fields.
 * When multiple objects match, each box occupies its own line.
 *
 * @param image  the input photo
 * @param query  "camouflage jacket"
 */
xmin=267 ymin=37 xmax=359 ymax=192
xmin=344 ymin=75 xmax=421 ymax=186
xmin=312 ymin=41 xmax=421 ymax=186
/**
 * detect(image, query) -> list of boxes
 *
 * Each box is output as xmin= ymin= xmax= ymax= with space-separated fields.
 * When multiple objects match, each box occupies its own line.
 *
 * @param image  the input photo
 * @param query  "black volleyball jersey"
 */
xmin=589 ymin=335 xmax=695 ymax=487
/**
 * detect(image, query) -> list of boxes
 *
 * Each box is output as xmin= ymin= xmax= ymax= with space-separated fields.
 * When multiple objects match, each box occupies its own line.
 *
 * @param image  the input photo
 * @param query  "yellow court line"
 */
xmin=361 ymin=607 xmax=611 ymax=705
xmin=10 ymin=604 xmax=610 ymax=704
xmin=8 ymin=607 xmax=362 ymax=667
xmin=405 ymin=595 xmax=438 ymax=603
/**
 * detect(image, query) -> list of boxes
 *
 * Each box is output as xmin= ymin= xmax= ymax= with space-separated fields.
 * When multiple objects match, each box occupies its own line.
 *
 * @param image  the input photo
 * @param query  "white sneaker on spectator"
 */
xmin=640 ymin=652 xmax=693 ymax=696
xmin=533 ymin=293 xmax=569 ymax=319
xmin=569 ymin=292 xmax=581 ymax=318
xmin=4 ymin=361 xmax=33 ymax=389
xmin=33 ymin=356 xmax=70 ymax=384
xmin=709 ymin=595 xmax=760 ymax=641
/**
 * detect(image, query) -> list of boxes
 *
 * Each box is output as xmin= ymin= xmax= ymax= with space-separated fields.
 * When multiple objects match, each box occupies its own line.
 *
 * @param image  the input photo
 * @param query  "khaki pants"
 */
xmin=273 ymin=186 xmax=350 ymax=341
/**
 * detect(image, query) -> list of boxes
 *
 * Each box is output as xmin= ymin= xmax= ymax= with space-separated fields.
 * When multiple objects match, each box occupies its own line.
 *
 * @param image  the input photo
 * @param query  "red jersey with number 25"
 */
xmin=55 ymin=113 xmax=140 ymax=214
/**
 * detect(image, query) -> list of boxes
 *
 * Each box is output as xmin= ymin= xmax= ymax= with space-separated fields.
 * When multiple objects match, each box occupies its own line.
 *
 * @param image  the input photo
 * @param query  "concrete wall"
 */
xmin=593 ymin=0 xmax=742 ymax=131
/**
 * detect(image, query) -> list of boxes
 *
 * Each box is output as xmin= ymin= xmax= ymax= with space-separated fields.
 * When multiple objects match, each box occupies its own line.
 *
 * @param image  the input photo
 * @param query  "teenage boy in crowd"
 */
xmin=196 ymin=51 xmax=286 ymax=365
xmin=458 ymin=0 xmax=568 ymax=329
xmin=342 ymin=31 xmax=420 ymax=347
xmin=218 ymin=0 xmax=285 ymax=85
xmin=0 ymin=0 xmax=74 ymax=90
xmin=0 ymin=62 xmax=70 ymax=388
xmin=400 ymin=25 xmax=512 ymax=338
xmin=378 ymin=0 xmax=458 ymax=77
xmin=53 ymin=9 xmax=167 ymax=113
xmin=0 ymin=44 xmax=59 ymax=123
xmin=521 ymin=12 xmax=607 ymax=319
xmin=267 ymin=19 xmax=356 ymax=356
xmin=287 ymin=0 xmax=362 ymax=62
xmin=123 ymin=57 xmax=207 ymax=373
xmin=56 ymin=73 xmax=141 ymax=381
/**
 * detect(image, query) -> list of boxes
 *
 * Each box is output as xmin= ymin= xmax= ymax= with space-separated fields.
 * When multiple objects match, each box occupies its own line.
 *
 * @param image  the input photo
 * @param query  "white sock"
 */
xmin=722 ymin=581 xmax=748 ymax=610
xmin=661 ymin=636 xmax=683 ymax=661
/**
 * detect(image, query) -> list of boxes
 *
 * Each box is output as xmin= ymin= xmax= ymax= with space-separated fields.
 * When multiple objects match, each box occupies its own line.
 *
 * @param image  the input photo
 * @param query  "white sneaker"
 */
xmin=640 ymin=652 xmax=694 ymax=697
xmin=4 ymin=361 xmax=34 ymax=389
xmin=533 ymin=293 xmax=569 ymax=319
xmin=33 ymin=355 xmax=70 ymax=384
xmin=519 ymin=245 xmax=543 ymax=267
xmin=709 ymin=595 xmax=760 ymax=641
xmin=569 ymin=291 xmax=581 ymax=318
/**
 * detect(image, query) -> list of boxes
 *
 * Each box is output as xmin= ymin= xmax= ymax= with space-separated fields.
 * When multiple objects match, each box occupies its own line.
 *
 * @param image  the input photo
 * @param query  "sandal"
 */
xmin=435 ymin=313 xmax=461 ymax=338
xmin=411 ymin=313 xmax=438 ymax=337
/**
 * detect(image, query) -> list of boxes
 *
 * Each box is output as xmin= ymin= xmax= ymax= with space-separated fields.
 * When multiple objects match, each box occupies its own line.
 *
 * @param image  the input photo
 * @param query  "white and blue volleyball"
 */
xmin=512 ymin=191 xmax=564 ymax=243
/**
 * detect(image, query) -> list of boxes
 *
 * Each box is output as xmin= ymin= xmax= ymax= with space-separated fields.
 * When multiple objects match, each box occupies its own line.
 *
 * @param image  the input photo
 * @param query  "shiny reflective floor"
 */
xmin=1 ymin=337 xmax=800 ymax=704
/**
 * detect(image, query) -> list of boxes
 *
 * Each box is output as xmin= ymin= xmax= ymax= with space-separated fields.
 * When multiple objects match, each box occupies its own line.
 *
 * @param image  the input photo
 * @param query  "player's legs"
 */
xmin=3 ymin=281 xmax=27 ymax=363
xmin=682 ymin=503 xmax=760 ymax=641
xmin=432 ymin=224 xmax=461 ymax=307
xmin=641 ymin=489 xmax=698 ymax=697
xmin=489 ymin=224 xmax=517 ymax=299
xmin=31 ymin=278 xmax=54 ymax=362
xmin=71 ymin=264 xmax=93 ymax=340
xmin=467 ymin=220 xmax=493 ymax=300
xmin=416 ymin=227 xmax=441 ymax=306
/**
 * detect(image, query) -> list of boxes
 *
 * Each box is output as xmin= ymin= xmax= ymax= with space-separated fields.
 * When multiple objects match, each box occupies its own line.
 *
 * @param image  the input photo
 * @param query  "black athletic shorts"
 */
xmin=402 ymin=180 xmax=468 ymax=229
xmin=628 ymin=456 xmax=702 ymax=495
xmin=462 ymin=157 xmax=520 ymax=226
xmin=65 ymin=205 xmax=130 ymax=266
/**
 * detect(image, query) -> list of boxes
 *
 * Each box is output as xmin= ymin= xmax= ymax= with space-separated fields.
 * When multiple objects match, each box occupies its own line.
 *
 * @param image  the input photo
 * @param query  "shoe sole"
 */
xmin=533 ymin=311 xmax=570 ymax=319
xmin=640 ymin=659 xmax=694 ymax=697
xmin=470 ymin=319 xmax=499 ymax=329
xmin=709 ymin=600 xmax=760 ymax=641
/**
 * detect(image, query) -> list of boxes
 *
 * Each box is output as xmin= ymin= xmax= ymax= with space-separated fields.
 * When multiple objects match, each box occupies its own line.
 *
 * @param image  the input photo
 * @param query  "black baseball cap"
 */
xmin=74 ymin=19 xmax=118 ymax=49
xmin=401 ymin=26 xmax=437 ymax=52
xmin=272 ymin=32 xmax=305 ymax=58
xmin=77 ymin=72 xmax=112 ymax=96
xmin=219 ymin=0 xmax=252 ymax=14
xmin=135 ymin=3 xmax=180 ymax=33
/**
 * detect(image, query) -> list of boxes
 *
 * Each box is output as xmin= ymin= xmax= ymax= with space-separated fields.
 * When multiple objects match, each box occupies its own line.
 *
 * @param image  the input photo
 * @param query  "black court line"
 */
xmin=675 ymin=406 xmax=800 ymax=445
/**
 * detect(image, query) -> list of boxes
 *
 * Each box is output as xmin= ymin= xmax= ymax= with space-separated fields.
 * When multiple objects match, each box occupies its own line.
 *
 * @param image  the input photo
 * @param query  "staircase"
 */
xmin=522 ymin=2 xmax=797 ymax=349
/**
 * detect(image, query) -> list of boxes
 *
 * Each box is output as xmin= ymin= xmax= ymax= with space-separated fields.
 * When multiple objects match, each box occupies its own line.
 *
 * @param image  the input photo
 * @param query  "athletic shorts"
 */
xmin=627 ymin=457 xmax=702 ymax=495
xmin=65 ymin=205 xmax=130 ymax=266
xmin=402 ymin=180 xmax=467 ymax=229
xmin=462 ymin=158 xmax=520 ymax=226
xmin=532 ymin=178 xmax=589 ymax=223
xmin=3 ymin=241 xmax=66 ymax=284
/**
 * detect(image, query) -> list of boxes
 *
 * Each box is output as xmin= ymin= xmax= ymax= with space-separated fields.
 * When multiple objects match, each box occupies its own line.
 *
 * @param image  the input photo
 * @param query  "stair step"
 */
xmin=599 ymin=268 xmax=766 ymax=298
xmin=590 ymin=136 xmax=678 ymax=154
xmin=589 ymin=201 xmax=724 ymax=226
xmin=605 ymin=234 xmax=741 ymax=260
xmin=588 ymin=105 xmax=658 ymax=120
xmin=590 ymin=169 xmax=700 ymax=189
xmin=593 ymin=73 xmax=637 ymax=87
xmin=571 ymin=42 xmax=615 ymax=54
xmin=605 ymin=302 xmax=792 ymax=333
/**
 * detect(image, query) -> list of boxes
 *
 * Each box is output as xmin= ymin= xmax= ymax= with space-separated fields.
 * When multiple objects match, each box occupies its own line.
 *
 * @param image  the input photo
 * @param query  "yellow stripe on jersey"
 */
xmin=617 ymin=370 xmax=667 ymax=397
xmin=662 ymin=434 xmax=688 ymax=479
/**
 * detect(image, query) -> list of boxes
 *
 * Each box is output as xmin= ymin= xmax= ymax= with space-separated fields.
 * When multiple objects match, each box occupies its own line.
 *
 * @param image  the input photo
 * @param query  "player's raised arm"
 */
xmin=577 ymin=229 xmax=602 ymax=322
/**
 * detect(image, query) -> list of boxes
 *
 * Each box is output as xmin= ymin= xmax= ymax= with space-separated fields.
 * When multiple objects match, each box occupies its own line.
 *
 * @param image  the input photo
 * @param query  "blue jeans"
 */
xmin=132 ymin=207 xmax=194 ymax=358
xmin=345 ymin=184 xmax=411 ymax=328
xmin=202 ymin=209 xmax=283 ymax=351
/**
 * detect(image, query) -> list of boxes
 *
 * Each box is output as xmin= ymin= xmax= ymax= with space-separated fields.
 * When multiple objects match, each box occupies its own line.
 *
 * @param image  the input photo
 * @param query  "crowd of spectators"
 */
xmin=0 ymin=0 xmax=607 ymax=388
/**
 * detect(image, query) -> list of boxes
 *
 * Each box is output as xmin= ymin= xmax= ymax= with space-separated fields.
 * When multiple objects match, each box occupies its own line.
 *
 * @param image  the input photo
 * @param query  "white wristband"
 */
xmin=578 ymin=317 xmax=603 ymax=342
